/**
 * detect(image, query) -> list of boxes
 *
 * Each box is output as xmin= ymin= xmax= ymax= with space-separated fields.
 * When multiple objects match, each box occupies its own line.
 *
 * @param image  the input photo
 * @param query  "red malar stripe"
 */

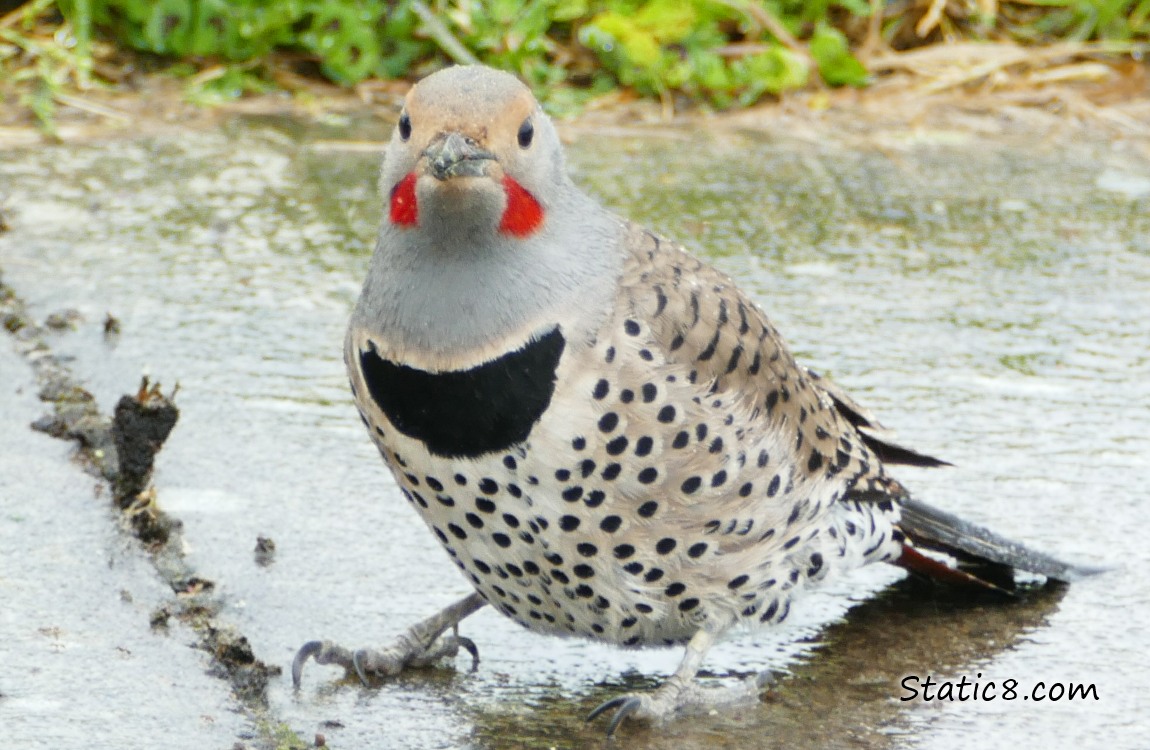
xmin=389 ymin=173 xmax=418 ymax=226
xmin=499 ymin=176 xmax=544 ymax=237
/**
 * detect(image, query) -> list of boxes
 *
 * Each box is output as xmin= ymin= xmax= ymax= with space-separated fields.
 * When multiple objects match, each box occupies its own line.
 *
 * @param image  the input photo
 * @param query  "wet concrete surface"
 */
xmin=1 ymin=114 xmax=1148 ymax=749
xmin=0 ymin=329 xmax=252 ymax=746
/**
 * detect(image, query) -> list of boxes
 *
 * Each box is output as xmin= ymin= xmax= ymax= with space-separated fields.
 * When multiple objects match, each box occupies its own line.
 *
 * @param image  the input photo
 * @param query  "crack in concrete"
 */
xmin=0 ymin=268 xmax=298 ymax=749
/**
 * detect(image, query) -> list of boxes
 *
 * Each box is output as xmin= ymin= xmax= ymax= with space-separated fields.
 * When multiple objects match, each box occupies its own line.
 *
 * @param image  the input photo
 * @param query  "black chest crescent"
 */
xmin=360 ymin=328 xmax=566 ymax=458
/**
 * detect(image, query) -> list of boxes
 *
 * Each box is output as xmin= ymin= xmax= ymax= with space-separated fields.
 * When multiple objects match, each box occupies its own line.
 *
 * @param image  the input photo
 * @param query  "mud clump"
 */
xmin=254 ymin=536 xmax=277 ymax=567
xmin=204 ymin=626 xmax=281 ymax=705
xmin=113 ymin=379 xmax=180 ymax=504
xmin=99 ymin=378 xmax=183 ymax=546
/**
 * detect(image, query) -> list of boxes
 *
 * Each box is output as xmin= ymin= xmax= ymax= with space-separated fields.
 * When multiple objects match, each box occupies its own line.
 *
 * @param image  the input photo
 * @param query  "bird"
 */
xmin=292 ymin=64 xmax=1094 ymax=735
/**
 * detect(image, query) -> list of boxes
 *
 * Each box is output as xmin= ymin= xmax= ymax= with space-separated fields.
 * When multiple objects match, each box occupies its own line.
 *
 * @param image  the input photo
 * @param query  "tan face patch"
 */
xmin=404 ymin=66 xmax=537 ymax=154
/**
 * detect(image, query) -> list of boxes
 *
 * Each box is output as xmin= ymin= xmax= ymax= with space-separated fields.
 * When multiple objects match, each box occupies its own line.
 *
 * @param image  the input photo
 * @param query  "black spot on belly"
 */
xmin=360 ymin=328 xmax=565 ymax=458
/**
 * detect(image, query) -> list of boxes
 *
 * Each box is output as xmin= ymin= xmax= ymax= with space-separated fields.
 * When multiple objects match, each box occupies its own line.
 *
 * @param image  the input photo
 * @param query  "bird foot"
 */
xmin=587 ymin=671 xmax=773 ymax=737
xmin=292 ymin=631 xmax=479 ymax=687
xmin=293 ymin=592 xmax=487 ymax=688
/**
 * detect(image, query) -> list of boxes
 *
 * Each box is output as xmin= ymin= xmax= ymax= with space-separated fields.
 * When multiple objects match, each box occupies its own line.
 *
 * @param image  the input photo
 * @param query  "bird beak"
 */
xmin=424 ymin=132 xmax=497 ymax=181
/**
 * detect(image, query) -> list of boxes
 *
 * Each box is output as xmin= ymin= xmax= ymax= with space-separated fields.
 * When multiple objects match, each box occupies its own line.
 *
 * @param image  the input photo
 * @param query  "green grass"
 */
xmin=2 ymin=0 xmax=1148 ymax=131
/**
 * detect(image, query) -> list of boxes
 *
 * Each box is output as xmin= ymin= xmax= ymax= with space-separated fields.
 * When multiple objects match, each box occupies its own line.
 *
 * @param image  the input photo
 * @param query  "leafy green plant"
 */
xmin=1 ymin=0 xmax=96 ymax=136
xmin=1024 ymin=0 xmax=1150 ymax=41
xmin=3 ymin=0 xmax=1147 ymax=122
xmin=43 ymin=0 xmax=873 ymax=105
xmin=809 ymin=22 xmax=867 ymax=86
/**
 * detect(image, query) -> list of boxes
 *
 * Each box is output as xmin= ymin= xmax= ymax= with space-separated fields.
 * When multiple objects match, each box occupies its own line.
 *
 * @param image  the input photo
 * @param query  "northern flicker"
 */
xmin=292 ymin=65 xmax=1093 ymax=734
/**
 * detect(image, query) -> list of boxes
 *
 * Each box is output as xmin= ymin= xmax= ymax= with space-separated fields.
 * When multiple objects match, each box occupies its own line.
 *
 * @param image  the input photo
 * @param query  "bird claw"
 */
xmin=351 ymin=648 xmax=372 ymax=686
xmin=455 ymin=635 xmax=481 ymax=672
xmin=586 ymin=672 xmax=772 ymax=737
xmin=586 ymin=695 xmax=643 ymax=737
xmin=292 ymin=640 xmax=352 ymax=687
xmin=293 ymin=633 xmax=480 ymax=688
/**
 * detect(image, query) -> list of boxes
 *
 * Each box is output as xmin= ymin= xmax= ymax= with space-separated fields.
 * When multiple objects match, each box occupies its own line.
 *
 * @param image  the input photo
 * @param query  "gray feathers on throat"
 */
xmin=351 ymin=181 xmax=625 ymax=370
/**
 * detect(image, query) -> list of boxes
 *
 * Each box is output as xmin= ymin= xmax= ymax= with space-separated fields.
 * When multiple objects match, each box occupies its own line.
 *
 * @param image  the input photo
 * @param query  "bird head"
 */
xmin=356 ymin=65 xmax=622 ymax=364
xmin=381 ymin=65 xmax=562 ymax=241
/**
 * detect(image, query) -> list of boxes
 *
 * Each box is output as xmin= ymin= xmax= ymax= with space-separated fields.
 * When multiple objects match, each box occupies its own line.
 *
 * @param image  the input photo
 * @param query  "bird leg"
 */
xmin=586 ymin=619 xmax=771 ymax=737
xmin=292 ymin=592 xmax=487 ymax=687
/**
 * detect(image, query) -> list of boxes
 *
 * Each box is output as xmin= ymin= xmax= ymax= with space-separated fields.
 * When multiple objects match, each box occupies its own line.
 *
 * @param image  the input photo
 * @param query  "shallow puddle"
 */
xmin=1 ymin=114 xmax=1147 ymax=749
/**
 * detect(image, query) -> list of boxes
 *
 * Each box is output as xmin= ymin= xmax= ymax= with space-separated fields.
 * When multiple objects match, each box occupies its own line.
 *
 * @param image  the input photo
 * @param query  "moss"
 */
xmin=255 ymin=720 xmax=310 ymax=750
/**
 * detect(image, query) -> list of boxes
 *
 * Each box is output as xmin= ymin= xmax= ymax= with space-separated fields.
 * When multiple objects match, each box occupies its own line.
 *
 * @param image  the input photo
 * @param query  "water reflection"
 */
xmin=463 ymin=579 xmax=1068 ymax=749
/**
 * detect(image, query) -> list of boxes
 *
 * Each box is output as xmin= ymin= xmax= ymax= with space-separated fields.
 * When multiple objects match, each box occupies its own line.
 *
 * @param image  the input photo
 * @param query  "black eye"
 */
xmin=517 ymin=118 xmax=534 ymax=149
xmin=398 ymin=112 xmax=411 ymax=141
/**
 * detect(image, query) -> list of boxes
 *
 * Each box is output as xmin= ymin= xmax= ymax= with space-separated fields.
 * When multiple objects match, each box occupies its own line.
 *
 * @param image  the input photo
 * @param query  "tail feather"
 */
xmin=897 ymin=498 xmax=1104 ymax=586
xmin=896 ymin=545 xmax=1014 ymax=593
